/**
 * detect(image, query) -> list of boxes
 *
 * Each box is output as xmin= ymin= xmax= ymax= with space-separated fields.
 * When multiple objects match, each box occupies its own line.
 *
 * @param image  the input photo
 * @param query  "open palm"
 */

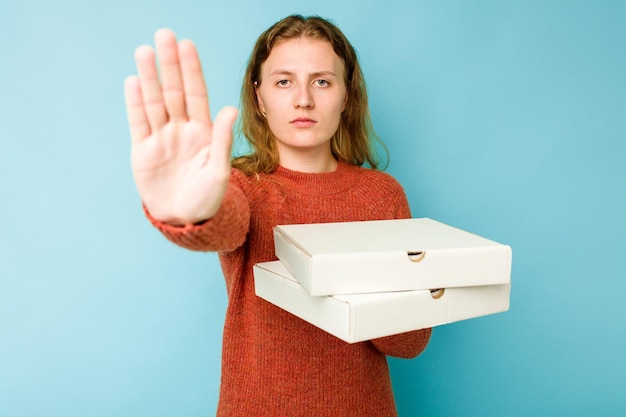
xmin=124 ymin=29 xmax=238 ymax=225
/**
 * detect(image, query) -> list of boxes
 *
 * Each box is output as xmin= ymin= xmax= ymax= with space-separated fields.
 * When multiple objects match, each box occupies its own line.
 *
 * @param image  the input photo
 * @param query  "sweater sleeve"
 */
xmin=370 ymin=328 xmax=432 ymax=359
xmin=144 ymin=174 xmax=251 ymax=252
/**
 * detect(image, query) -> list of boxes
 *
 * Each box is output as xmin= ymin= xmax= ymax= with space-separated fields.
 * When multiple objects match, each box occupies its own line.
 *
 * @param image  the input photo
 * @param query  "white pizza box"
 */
xmin=273 ymin=218 xmax=512 ymax=296
xmin=254 ymin=261 xmax=510 ymax=343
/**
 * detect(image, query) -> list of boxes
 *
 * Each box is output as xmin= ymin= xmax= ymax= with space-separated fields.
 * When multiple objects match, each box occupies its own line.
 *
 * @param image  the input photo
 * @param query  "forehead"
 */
xmin=261 ymin=37 xmax=345 ymax=76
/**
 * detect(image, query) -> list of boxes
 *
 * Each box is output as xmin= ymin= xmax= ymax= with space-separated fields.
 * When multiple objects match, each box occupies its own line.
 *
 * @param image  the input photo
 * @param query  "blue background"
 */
xmin=1 ymin=1 xmax=625 ymax=416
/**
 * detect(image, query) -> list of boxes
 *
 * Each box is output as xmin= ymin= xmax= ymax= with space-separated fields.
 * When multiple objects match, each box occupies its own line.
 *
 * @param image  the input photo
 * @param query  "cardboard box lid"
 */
xmin=273 ymin=218 xmax=512 ymax=295
xmin=254 ymin=261 xmax=511 ymax=344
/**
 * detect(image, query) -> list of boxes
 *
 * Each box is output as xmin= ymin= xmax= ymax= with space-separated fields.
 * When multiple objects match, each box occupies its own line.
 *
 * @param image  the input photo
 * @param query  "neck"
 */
xmin=278 ymin=148 xmax=338 ymax=173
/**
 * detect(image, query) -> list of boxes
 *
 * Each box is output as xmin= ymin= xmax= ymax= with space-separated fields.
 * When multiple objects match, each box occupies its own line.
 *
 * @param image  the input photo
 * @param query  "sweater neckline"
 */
xmin=271 ymin=161 xmax=359 ymax=195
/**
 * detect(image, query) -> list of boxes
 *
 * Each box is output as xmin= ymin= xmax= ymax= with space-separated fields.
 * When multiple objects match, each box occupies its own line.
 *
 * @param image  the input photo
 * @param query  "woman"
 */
xmin=125 ymin=14 xmax=431 ymax=416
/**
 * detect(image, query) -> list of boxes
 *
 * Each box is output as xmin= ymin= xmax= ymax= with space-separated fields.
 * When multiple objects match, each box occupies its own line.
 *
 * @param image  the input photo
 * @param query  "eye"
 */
xmin=276 ymin=79 xmax=291 ymax=87
xmin=314 ymin=79 xmax=330 ymax=87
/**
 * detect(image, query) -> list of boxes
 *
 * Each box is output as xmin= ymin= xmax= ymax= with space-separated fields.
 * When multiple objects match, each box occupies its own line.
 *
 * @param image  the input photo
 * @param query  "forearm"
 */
xmin=371 ymin=328 xmax=432 ymax=359
xmin=144 ymin=182 xmax=250 ymax=252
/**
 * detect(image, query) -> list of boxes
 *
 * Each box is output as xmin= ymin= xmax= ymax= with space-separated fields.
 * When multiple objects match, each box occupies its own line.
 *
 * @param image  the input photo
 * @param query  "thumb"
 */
xmin=211 ymin=106 xmax=239 ymax=165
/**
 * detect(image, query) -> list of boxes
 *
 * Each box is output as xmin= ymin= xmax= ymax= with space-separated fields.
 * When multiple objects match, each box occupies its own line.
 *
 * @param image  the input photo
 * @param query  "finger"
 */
xmin=209 ymin=106 xmax=239 ymax=171
xmin=135 ymin=45 xmax=168 ymax=129
xmin=124 ymin=75 xmax=151 ymax=144
xmin=154 ymin=29 xmax=186 ymax=121
xmin=178 ymin=39 xmax=212 ymax=126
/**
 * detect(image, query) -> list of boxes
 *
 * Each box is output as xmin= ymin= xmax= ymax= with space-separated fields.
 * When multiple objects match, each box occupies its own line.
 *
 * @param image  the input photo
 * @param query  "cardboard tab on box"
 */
xmin=254 ymin=261 xmax=510 ymax=344
xmin=273 ymin=218 xmax=512 ymax=296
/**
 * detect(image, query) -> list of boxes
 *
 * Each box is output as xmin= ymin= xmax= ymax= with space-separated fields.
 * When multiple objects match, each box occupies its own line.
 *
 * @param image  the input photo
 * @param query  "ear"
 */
xmin=254 ymin=81 xmax=266 ymax=114
xmin=342 ymin=92 xmax=348 ymax=112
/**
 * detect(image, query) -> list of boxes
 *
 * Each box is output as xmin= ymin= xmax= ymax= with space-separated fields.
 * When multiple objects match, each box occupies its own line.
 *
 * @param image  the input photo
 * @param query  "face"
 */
xmin=255 ymin=37 xmax=348 ymax=168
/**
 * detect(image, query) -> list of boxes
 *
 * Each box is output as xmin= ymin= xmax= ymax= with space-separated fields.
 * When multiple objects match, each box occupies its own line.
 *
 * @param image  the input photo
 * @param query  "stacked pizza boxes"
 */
xmin=253 ymin=218 xmax=512 ymax=343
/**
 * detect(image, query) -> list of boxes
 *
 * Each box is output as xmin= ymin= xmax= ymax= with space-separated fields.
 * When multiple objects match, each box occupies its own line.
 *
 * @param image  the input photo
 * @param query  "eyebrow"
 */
xmin=269 ymin=69 xmax=338 ymax=78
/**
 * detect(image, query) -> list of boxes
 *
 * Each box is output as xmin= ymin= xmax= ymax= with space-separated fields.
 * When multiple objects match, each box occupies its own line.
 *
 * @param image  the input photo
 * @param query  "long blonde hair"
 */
xmin=232 ymin=14 xmax=386 ymax=175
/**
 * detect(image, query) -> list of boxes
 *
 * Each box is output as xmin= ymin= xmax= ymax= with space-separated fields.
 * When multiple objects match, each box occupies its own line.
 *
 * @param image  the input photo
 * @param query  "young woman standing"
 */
xmin=125 ymin=15 xmax=431 ymax=417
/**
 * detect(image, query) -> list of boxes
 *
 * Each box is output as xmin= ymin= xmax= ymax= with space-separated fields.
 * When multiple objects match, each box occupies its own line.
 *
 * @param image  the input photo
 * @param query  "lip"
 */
xmin=290 ymin=117 xmax=317 ymax=127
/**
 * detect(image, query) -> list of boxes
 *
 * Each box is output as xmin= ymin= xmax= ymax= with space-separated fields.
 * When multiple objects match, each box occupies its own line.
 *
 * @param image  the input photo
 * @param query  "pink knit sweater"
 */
xmin=147 ymin=161 xmax=431 ymax=416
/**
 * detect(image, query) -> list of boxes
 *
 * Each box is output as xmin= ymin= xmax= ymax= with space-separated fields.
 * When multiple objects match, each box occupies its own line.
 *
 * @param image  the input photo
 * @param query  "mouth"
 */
xmin=290 ymin=117 xmax=317 ymax=127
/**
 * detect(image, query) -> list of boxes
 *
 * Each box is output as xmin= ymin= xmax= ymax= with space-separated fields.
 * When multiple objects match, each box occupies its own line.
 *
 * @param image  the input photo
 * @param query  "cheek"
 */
xmin=332 ymin=98 xmax=347 ymax=122
xmin=255 ymin=91 xmax=265 ymax=111
xmin=257 ymin=90 xmax=284 ymax=115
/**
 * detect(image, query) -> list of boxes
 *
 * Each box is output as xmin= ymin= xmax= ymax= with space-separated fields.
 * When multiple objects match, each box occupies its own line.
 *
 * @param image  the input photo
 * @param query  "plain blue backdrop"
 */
xmin=1 ymin=1 xmax=625 ymax=416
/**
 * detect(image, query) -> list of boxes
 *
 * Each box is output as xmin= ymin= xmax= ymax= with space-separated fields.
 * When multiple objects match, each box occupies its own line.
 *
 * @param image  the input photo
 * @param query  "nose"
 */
xmin=294 ymin=84 xmax=314 ymax=109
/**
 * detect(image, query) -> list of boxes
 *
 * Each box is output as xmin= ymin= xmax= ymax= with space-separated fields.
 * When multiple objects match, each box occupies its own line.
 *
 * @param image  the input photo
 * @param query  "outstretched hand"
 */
xmin=124 ymin=29 xmax=238 ymax=225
